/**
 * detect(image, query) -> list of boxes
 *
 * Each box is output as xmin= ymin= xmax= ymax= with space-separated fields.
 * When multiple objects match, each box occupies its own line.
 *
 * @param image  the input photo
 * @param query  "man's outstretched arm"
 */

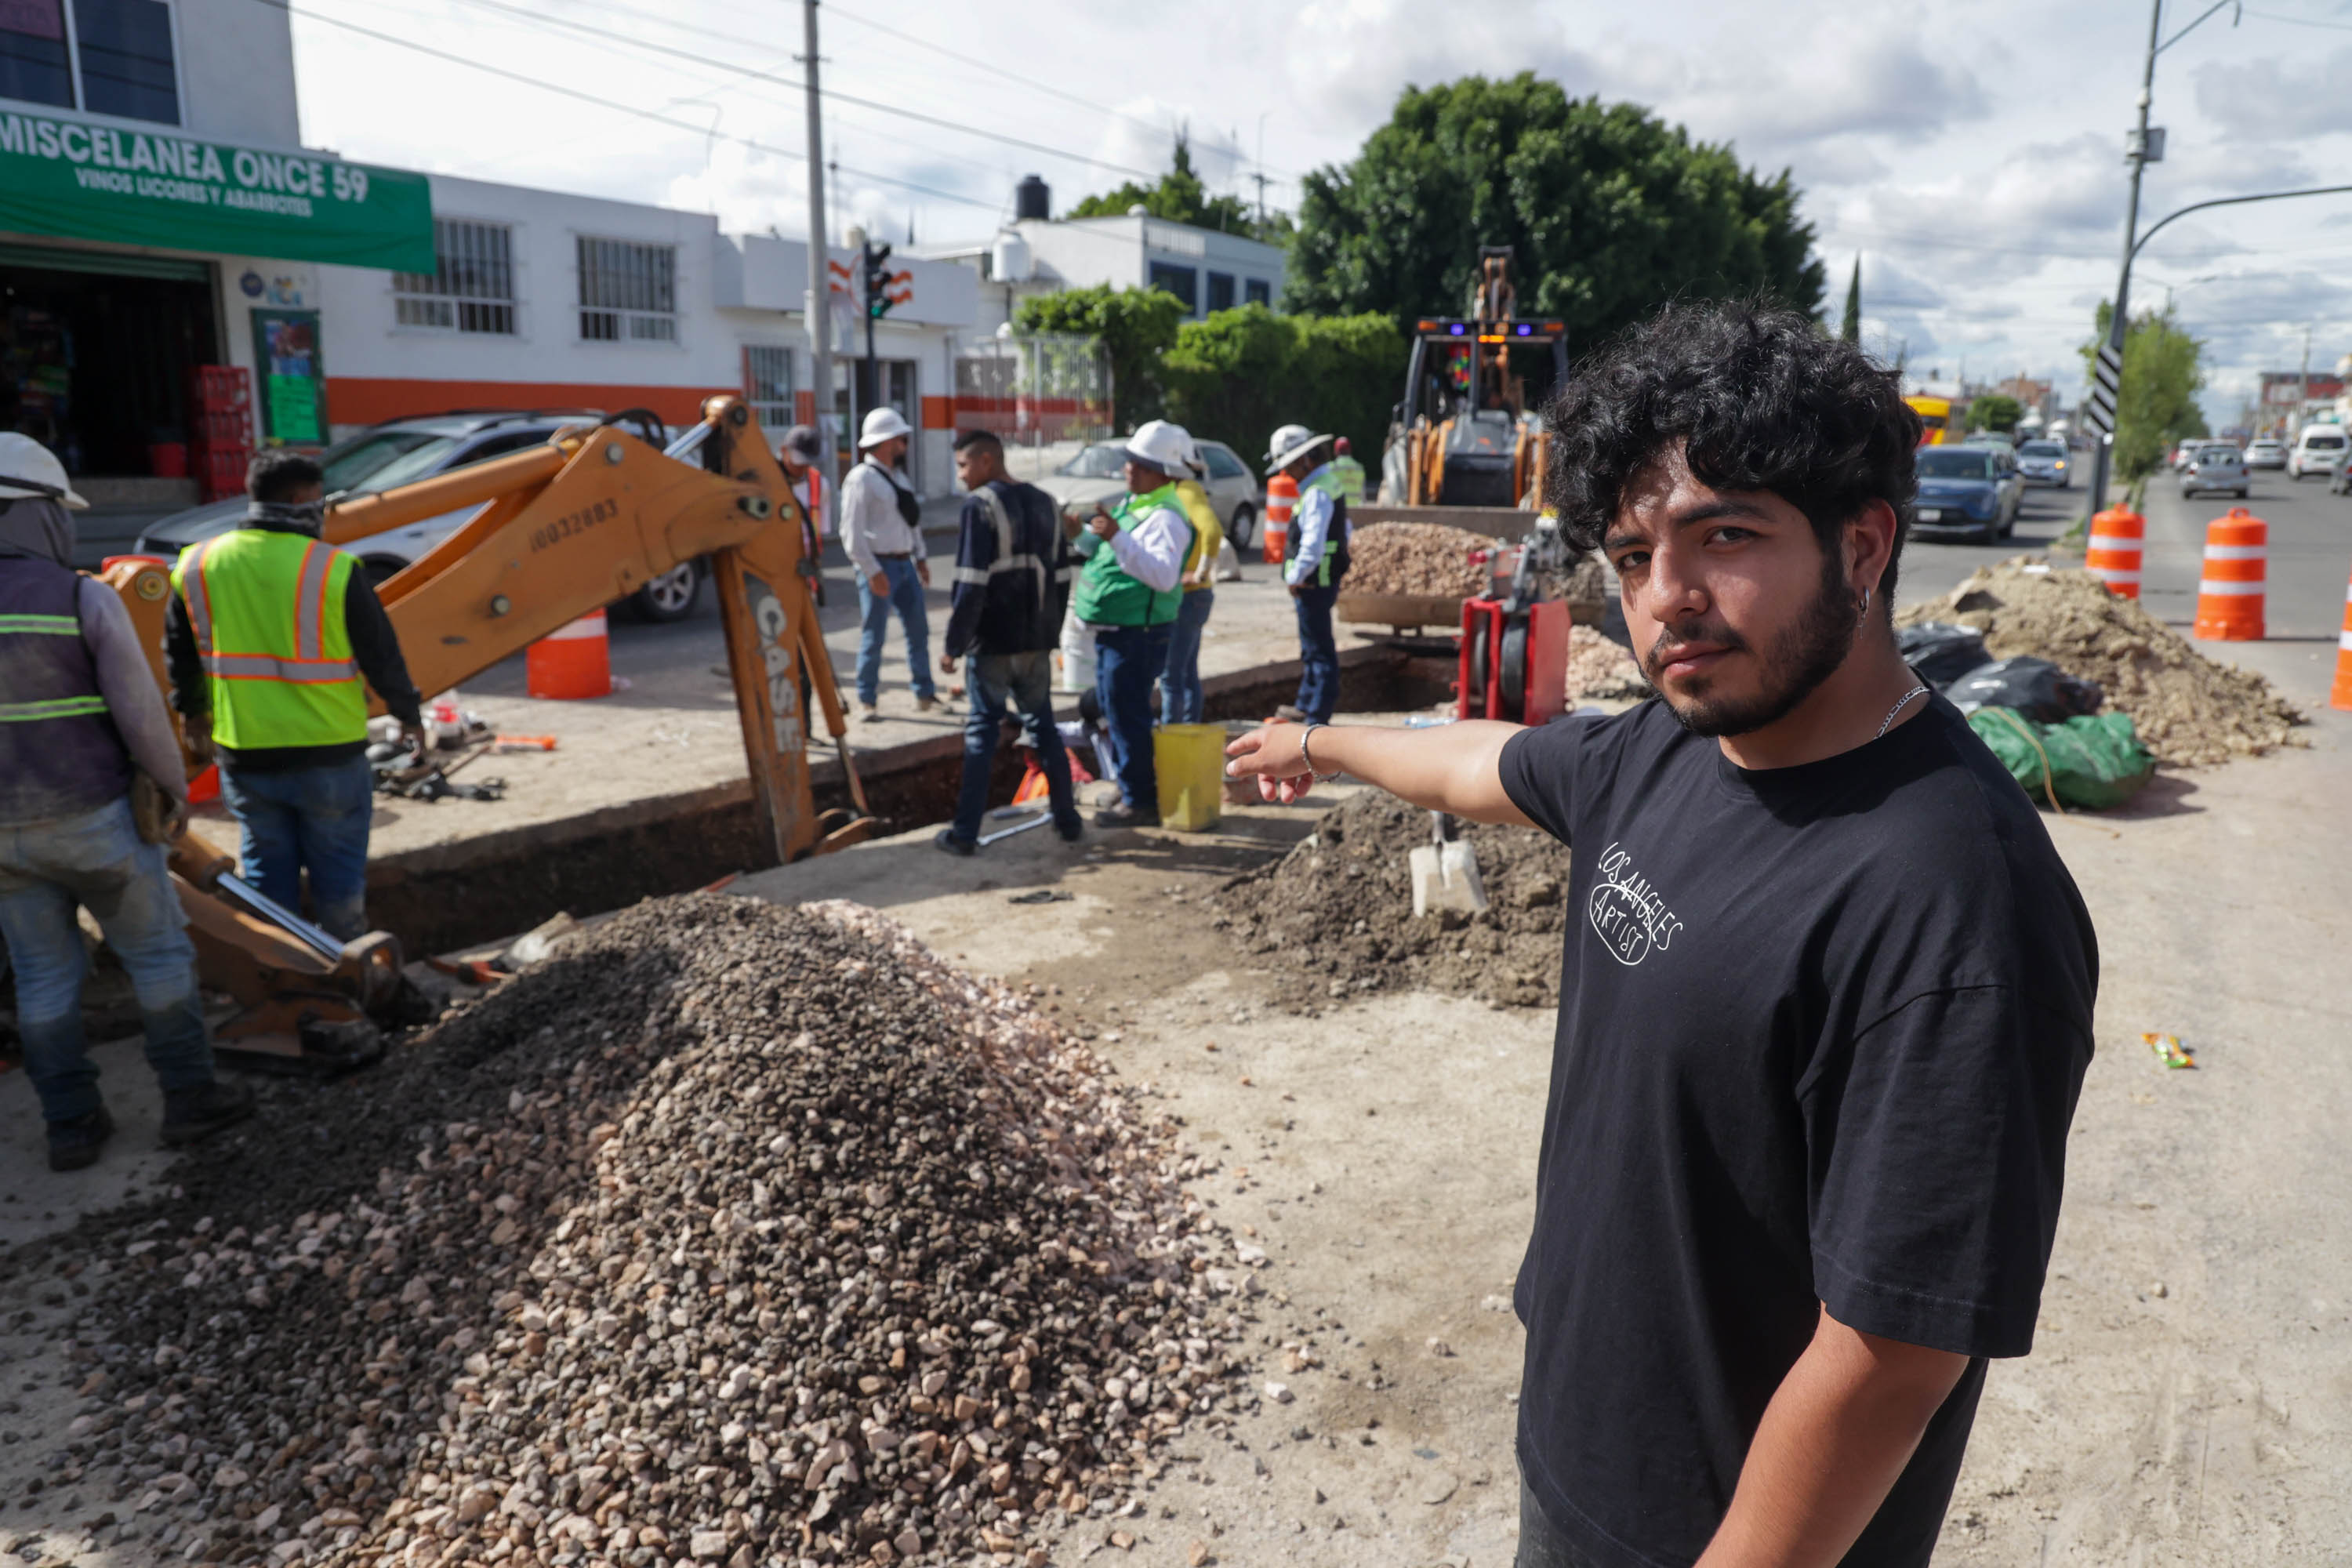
xmin=1694 ymin=1307 xmax=1969 ymax=1568
xmin=1225 ymin=720 xmax=1534 ymax=826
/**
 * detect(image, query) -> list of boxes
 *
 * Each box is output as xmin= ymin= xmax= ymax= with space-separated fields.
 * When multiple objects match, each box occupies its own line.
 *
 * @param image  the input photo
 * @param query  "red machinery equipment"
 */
xmin=1455 ymin=511 xmax=1578 ymax=724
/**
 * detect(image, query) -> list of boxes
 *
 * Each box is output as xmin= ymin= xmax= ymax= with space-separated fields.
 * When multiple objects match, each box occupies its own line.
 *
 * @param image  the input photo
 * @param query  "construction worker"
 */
xmin=1229 ymin=300 xmax=2096 ymax=1568
xmin=840 ymin=406 xmax=935 ymax=720
xmin=777 ymin=423 xmax=828 ymax=607
xmin=935 ymin=430 xmax=1081 ymax=854
xmin=1071 ymin=419 xmax=1194 ymax=828
xmin=167 ymin=452 xmax=423 ymax=942
xmin=1266 ymin=424 xmax=1349 ymax=723
xmin=1159 ymin=434 xmax=1225 ymax=726
xmin=1329 ymin=435 xmax=1369 ymax=503
xmin=0 ymin=434 xmax=252 ymax=1171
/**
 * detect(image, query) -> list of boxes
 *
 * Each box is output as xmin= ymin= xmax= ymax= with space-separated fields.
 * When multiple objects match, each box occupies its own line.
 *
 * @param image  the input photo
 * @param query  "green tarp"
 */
xmin=1968 ymin=708 xmax=2156 ymax=811
xmin=0 ymin=108 xmax=432 ymax=272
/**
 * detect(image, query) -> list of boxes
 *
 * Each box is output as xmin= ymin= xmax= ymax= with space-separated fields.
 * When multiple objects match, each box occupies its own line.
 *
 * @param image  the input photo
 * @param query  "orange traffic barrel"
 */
xmin=2085 ymin=506 xmax=2144 ymax=597
xmin=2332 ymin=566 xmax=2352 ymax=712
xmin=1263 ymin=474 xmax=1296 ymax=565
xmin=2192 ymin=508 xmax=2266 ymax=641
xmin=527 ymin=608 xmax=612 ymax=699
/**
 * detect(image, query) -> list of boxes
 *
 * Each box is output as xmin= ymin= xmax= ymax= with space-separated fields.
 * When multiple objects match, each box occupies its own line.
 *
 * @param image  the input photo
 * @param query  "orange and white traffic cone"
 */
xmin=526 ymin=608 xmax=612 ymax=699
xmin=2192 ymin=508 xmax=2266 ymax=641
xmin=1264 ymin=473 xmax=1296 ymax=566
xmin=2332 ymin=564 xmax=2352 ymax=713
xmin=2085 ymin=506 xmax=2144 ymax=598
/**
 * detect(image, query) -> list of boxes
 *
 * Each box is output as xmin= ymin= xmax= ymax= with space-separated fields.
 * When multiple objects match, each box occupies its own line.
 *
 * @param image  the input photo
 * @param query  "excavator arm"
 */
xmin=106 ymin=394 xmax=870 ymax=1066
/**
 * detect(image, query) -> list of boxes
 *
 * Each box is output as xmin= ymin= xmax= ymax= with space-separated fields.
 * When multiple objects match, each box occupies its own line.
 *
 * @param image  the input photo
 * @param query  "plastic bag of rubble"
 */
xmin=1896 ymin=621 xmax=1990 ymax=687
xmin=1968 ymin=708 xmax=2154 ymax=811
xmin=1945 ymin=655 xmax=2104 ymax=724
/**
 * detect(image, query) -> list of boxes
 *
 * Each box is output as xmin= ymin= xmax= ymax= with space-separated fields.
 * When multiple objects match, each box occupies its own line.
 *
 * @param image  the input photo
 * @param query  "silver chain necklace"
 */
xmin=1875 ymin=683 xmax=1929 ymax=739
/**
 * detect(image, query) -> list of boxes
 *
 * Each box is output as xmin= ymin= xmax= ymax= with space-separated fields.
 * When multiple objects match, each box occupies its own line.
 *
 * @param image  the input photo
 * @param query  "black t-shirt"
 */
xmin=1497 ymin=695 xmax=2096 ymax=1568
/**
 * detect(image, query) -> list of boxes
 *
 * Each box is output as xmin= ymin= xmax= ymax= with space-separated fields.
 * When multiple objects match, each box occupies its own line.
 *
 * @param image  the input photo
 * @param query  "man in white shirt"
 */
xmin=839 ymin=407 xmax=935 ymax=720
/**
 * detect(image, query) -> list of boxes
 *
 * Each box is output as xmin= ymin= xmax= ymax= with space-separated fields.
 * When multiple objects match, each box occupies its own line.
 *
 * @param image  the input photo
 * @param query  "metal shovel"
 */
xmin=1410 ymin=811 xmax=1488 ymax=918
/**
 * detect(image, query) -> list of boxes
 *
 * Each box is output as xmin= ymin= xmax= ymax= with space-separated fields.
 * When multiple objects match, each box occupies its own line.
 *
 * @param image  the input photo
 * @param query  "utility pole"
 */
xmin=798 ymin=0 xmax=837 ymax=517
xmin=2298 ymin=324 xmax=2312 ymax=437
xmin=2085 ymin=1 xmax=2165 ymax=516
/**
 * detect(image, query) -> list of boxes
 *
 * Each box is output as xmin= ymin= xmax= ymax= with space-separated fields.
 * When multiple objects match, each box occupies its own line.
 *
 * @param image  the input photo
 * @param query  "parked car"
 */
xmin=2245 ymin=438 xmax=2288 ymax=470
xmin=2016 ymin=439 xmax=2072 ymax=489
xmin=1911 ymin=444 xmax=2022 ymax=544
xmin=2180 ymin=442 xmax=2249 ymax=499
xmin=134 ymin=410 xmax=709 ymax=622
xmin=2288 ymin=425 xmax=2350 ymax=481
xmin=1032 ymin=437 xmax=1262 ymax=548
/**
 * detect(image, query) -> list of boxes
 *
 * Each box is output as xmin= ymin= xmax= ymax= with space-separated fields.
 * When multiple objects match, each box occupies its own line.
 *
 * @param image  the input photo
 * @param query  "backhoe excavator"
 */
xmin=99 ymin=394 xmax=869 ymax=1071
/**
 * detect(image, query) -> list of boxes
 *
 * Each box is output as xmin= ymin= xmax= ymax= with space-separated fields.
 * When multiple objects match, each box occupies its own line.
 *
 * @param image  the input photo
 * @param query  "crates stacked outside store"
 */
xmin=190 ymin=366 xmax=254 ymax=503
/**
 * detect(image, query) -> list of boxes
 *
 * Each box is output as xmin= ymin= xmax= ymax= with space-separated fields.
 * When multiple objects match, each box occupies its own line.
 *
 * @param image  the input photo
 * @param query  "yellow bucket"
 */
xmin=1153 ymin=724 xmax=1227 ymax=832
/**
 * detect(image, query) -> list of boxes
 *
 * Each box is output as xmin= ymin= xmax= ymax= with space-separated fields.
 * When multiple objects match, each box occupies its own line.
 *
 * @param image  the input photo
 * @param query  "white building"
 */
xmin=0 ymin=0 xmax=976 ymax=533
xmin=923 ymin=177 xmax=1287 ymax=332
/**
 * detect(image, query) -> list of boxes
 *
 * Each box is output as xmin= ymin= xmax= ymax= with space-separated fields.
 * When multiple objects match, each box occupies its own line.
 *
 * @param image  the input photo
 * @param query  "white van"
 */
xmin=2288 ymin=423 xmax=2350 ymax=480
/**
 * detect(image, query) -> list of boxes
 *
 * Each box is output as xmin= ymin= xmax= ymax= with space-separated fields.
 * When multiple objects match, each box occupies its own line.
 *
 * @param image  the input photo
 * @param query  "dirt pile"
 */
xmin=1214 ymin=789 xmax=1572 ymax=1009
xmin=1898 ymin=557 xmax=2304 ymax=765
xmin=52 ymin=895 xmax=1244 ymax=1567
xmin=1563 ymin=624 xmax=1647 ymax=702
xmin=1344 ymin=522 xmax=1494 ymax=598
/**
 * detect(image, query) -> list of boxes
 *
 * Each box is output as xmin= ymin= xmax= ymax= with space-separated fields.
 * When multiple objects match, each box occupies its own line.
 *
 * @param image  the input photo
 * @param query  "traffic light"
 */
xmin=862 ymin=241 xmax=895 ymax=321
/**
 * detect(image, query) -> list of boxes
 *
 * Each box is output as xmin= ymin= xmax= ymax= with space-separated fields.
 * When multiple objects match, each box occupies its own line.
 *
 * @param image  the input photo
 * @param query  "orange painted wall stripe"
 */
xmin=325 ymin=378 xmax=736 ymax=427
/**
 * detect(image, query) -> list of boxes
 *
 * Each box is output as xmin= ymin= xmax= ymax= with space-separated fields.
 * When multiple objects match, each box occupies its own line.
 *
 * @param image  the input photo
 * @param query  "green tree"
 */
xmin=1839 ymin=257 xmax=1861 ymax=343
xmin=1159 ymin=306 xmax=1406 ymax=477
xmin=1966 ymin=394 xmax=2023 ymax=434
xmin=1066 ymin=132 xmax=1273 ymax=239
xmin=2083 ymin=303 xmax=2209 ymax=480
xmin=1284 ymin=74 xmax=1824 ymax=339
xmin=1014 ymin=285 xmax=1185 ymax=428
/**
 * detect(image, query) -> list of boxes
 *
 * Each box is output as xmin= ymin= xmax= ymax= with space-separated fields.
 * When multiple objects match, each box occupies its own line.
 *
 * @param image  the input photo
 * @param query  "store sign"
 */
xmin=0 ymin=108 xmax=433 ymax=271
xmin=251 ymin=308 xmax=328 ymax=445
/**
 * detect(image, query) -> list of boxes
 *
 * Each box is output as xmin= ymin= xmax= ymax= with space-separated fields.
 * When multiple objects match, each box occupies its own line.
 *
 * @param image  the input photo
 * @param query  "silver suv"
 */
xmin=2179 ymin=443 xmax=2249 ymax=500
xmin=134 ymin=409 xmax=707 ymax=622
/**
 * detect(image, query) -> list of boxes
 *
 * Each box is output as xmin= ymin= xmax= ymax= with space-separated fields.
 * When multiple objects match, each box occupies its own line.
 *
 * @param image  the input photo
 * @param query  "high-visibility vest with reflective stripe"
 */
xmin=172 ymin=528 xmax=368 ymax=751
xmin=0 ymin=557 xmax=132 ymax=825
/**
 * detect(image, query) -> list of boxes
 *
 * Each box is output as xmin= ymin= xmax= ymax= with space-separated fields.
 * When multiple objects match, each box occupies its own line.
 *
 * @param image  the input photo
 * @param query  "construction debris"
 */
xmin=1899 ymin=558 xmax=2303 ymax=765
xmin=1343 ymin=523 xmax=1495 ymax=599
xmin=50 ymin=895 xmax=1246 ymax=1567
xmin=1214 ymin=789 xmax=1572 ymax=1009
xmin=1563 ymin=624 xmax=1647 ymax=703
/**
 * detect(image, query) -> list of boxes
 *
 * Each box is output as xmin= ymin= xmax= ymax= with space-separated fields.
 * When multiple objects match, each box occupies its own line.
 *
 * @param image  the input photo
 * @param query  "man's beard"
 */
xmin=1642 ymin=556 xmax=1861 ymax=739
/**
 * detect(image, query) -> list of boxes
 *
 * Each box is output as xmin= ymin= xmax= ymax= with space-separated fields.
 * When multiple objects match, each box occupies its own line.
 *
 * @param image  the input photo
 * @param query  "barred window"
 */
xmin=393 ymin=220 xmax=517 ymax=335
xmin=578 ymin=237 xmax=677 ymax=343
xmin=745 ymin=345 xmax=794 ymax=427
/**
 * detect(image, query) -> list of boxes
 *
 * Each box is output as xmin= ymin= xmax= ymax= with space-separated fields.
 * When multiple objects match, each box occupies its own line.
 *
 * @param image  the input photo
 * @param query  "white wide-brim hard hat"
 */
xmin=1264 ymin=424 xmax=1330 ymax=472
xmin=858 ymin=406 xmax=915 ymax=448
xmin=0 ymin=432 xmax=89 ymax=509
xmin=1123 ymin=419 xmax=1194 ymax=476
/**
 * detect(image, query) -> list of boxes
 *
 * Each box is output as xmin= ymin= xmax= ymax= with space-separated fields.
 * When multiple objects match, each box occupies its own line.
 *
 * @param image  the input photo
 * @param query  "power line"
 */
xmin=254 ymin=0 xmax=1003 ymax=210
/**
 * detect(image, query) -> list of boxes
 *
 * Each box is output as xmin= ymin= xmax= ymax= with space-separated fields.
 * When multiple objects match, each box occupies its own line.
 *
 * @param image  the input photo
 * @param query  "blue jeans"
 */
xmin=1294 ymin=584 xmax=1341 ymax=721
xmin=219 ymin=756 xmax=376 ymax=940
xmin=1093 ymin=622 xmax=1172 ymax=813
xmin=855 ymin=557 xmax=935 ymax=707
xmin=949 ymin=651 xmax=1079 ymax=843
xmin=1160 ymin=588 xmax=1215 ymax=725
xmin=0 ymin=797 xmax=214 ymax=1124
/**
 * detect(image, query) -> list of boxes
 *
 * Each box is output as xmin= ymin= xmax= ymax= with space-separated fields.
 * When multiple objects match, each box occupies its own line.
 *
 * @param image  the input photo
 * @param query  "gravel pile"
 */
xmin=1214 ymin=789 xmax=1573 ymax=1009
xmin=48 ymin=895 xmax=1247 ymax=1567
xmin=1563 ymin=624 xmax=1646 ymax=702
xmin=1899 ymin=557 xmax=2304 ymax=765
xmin=1343 ymin=523 xmax=1494 ymax=599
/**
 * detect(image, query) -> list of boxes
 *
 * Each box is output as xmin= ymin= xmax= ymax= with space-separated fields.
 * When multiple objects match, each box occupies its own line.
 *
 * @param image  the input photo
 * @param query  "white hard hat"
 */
xmin=858 ymin=405 xmax=915 ymax=448
xmin=1264 ymin=423 xmax=1330 ymax=472
xmin=0 ymin=432 xmax=89 ymax=510
xmin=1123 ymin=419 xmax=1193 ymax=477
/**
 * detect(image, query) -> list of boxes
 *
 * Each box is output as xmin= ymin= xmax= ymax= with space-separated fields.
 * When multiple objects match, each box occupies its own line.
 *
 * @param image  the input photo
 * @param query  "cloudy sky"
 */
xmin=282 ymin=0 xmax=2352 ymax=424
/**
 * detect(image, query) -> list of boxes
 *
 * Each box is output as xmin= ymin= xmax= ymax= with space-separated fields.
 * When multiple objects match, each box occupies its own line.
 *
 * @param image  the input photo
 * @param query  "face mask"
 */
xmin=249 ymin=498 xmax=328 ymax=534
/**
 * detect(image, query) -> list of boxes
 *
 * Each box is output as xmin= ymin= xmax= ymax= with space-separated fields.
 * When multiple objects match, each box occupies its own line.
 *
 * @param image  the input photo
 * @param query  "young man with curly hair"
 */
xmin=1228 ymin=302 xmax=2097 ymax=1568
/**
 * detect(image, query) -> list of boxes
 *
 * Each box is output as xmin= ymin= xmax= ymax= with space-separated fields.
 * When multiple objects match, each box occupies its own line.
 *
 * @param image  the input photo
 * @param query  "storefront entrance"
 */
xmin=0 ymin=245 xmax=217 ymax=482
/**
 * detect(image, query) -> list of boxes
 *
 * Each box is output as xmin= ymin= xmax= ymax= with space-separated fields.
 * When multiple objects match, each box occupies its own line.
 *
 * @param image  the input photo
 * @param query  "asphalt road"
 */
xmin=1896 ymin=476 xmax=2086 ymax=603
xmin=2134 ymin=463 xmax=2351 ymax=641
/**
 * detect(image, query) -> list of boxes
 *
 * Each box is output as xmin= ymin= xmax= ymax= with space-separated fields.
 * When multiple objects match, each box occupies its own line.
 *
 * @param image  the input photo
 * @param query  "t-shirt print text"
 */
xmin=1589 ymin=841 xmax=1685 ymax=966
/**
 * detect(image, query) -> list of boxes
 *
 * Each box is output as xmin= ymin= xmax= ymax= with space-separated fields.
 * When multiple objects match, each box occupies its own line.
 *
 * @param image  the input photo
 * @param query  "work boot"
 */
xmin=1054 ymin=815 xmax=1085 ymax=844
xmin=858 ymin=703 xmax=882 ymax=723
xmin=1275 ymin=704 xmax=1312 ymax=724
xmin=933 ymin=829 xmax=977 ymax=857
xmin=1094 ymin=800 xmax=1160 ymax=829
xmin=160 ymin=1078 xmax=256 ymax=1148
xmin=47 ymin=1103 xmax=114 ymax=1173
xmin=915 ymin=695 xmax=939 ymax=713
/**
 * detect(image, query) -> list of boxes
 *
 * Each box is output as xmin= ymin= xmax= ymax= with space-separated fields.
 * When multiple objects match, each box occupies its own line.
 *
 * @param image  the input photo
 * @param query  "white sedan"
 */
xmin=1031 ymin=438 xmax=1265 ymax=549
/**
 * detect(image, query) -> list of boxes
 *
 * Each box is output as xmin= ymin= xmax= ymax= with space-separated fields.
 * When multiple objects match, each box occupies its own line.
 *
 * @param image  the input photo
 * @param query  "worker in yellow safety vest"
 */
xmin=167 ymin=452 xmax=425 ymax=940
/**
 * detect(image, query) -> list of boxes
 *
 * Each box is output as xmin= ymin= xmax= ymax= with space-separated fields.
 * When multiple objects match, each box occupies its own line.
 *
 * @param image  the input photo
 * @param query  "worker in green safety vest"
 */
xmin=1069 ymin=419 xmax=1196 ymax=829
xmin=167 ymin=452 xmax=424 ymax=941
